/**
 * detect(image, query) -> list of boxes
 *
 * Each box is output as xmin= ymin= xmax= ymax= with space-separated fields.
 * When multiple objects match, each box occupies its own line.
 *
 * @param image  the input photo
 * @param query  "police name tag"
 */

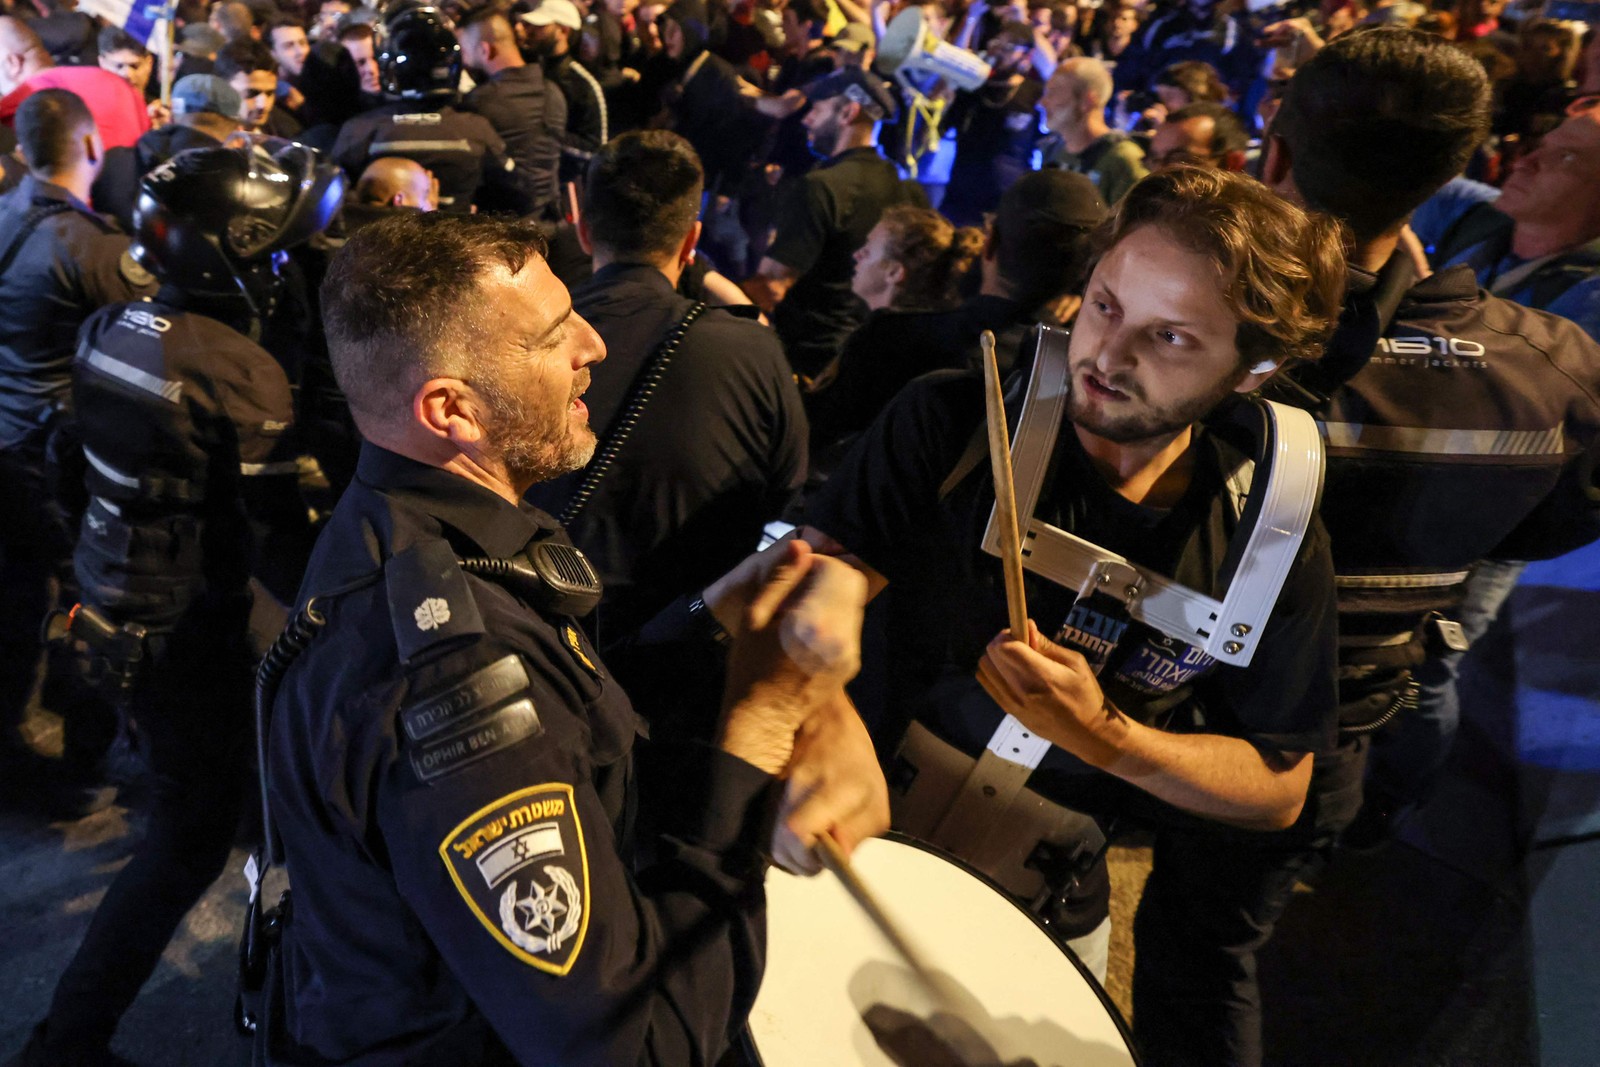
xmin=401 ymin=654 xmax=530 ymax=741
xmin=409 ymin=699 xmax=543 ymax=783
xmin=441 ymin=783 xmax=591 ymax=975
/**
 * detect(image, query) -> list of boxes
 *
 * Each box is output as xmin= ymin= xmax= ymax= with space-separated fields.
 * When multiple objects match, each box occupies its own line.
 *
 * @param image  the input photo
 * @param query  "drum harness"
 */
xmin=892 ymin=326 xmax=1327 ymax=927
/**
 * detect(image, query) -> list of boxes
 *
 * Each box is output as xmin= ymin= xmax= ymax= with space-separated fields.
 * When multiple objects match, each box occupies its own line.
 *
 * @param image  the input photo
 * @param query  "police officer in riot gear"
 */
xmin=332 ymin=3 xmax=529 ymax=214
xmin=0 ymin=88 xmax=155 ymax=807
xmin=15 ymin=140 xmax=343 ymax=1067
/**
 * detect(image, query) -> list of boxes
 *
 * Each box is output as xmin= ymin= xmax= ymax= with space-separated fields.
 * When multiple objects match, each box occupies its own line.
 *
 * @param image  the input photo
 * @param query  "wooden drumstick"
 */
xmin=982 ymin=331 xmax=1029 ymax=639
xmin=814 ymin=836 xmax=952 ymax=1009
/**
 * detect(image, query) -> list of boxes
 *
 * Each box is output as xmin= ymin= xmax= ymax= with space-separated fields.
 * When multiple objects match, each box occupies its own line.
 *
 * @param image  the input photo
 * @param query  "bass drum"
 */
xmin=739 ymin=834 xmax=1138 ymax=1067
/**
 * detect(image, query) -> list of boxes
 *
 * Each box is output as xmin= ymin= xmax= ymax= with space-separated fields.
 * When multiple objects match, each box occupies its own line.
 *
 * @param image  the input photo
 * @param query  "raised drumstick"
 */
xmin=982 ymin=331 xmax=1028 ymax=638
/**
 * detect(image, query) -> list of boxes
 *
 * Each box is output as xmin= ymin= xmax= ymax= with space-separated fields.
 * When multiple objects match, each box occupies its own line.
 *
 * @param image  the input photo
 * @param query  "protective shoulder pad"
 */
xmin=387 ymin=538 xmax=487 ymax=665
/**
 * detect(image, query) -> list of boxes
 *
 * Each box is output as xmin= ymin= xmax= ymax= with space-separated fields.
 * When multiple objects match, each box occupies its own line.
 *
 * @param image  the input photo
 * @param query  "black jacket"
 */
xmin=462 ymin=64 xmax=567 ymax=219
xmin=333 ymin=101 xmax=522 ymax=214
xmin=0 ymin=175 xmax=155 ymax=450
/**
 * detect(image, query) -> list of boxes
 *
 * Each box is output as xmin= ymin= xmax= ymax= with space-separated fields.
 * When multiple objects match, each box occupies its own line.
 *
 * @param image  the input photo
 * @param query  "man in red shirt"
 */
xmin=0 ymin=16 xmax=150 ymax=149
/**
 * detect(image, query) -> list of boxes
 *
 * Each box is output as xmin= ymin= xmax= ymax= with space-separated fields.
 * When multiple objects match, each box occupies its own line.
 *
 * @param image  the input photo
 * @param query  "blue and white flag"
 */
xmin=75 ymin=0 xmax=174 ymax=52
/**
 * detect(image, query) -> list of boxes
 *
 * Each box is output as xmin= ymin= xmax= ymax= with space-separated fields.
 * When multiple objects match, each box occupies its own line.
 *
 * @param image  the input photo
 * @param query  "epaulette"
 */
xmin=386 ymin=538 xmax=487 ymax=665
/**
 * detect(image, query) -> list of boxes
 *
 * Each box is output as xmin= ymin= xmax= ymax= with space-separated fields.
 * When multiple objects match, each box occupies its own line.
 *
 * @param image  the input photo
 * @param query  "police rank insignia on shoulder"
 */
xmin=441 ymin=783 xmax=590 ymax=975
xmin=561 ymin=623 xmax=599 ymax=679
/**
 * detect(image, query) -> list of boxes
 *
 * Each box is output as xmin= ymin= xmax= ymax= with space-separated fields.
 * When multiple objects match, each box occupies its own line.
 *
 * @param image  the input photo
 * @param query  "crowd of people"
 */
xmin=0 ymin=0 xmax=1598 ymax=1063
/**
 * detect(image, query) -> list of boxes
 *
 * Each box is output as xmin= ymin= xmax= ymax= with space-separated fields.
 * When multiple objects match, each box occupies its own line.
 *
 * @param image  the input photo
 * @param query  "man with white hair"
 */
xmin=1411 ymin=104 xmax=1600 ymax=341
xmin=1040 ymin=55 xmax=1148 ymax=205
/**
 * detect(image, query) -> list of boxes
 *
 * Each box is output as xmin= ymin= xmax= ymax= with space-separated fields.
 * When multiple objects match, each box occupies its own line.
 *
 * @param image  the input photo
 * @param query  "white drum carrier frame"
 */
xmin=905 ymin=327 xmax=1325 ymax=862
xmin=985 ymin=326 xmax=1325 ymax=670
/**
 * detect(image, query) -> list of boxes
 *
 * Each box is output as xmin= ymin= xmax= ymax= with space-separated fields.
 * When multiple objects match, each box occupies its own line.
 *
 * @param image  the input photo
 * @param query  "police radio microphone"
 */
xmin=458 ymin=538 xmax=604 ymax=618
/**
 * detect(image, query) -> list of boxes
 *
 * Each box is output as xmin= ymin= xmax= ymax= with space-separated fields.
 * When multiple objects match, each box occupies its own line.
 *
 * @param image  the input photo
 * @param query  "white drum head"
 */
xmin=747 ymin=836 xmax=1137 ymax=1066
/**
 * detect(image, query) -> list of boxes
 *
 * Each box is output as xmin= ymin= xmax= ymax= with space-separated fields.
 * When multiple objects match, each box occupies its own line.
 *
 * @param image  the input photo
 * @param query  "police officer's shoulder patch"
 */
xmin=386 ymin=539 xmax=487 ymax=664
xmin=440 ymin=783 xmax=590 ymax=976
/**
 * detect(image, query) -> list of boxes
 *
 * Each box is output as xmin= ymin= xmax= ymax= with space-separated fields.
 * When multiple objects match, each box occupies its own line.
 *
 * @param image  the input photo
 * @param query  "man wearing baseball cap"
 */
xmin=90 ymin=74 xmax=244 ymax=231
xmin=518 ymin=0 xmax=607 ymax=186
xmin=746 ymin=66 xmax=923 ymax=380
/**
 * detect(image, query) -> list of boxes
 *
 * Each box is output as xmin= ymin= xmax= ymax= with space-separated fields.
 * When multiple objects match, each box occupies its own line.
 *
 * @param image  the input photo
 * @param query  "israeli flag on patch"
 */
xmin=76 ymin=0 xmax=174 ymax=52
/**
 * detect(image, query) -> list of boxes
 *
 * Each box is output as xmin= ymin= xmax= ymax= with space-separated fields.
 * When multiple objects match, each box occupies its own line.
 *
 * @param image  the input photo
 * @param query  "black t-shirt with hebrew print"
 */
xmin=803 ymin=367 xmax=1338 ymax=818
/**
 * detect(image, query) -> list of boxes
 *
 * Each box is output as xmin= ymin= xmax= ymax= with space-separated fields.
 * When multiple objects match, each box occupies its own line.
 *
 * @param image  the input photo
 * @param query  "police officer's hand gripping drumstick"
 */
xmin=982 ymin=330 xmax=1029 ymax=637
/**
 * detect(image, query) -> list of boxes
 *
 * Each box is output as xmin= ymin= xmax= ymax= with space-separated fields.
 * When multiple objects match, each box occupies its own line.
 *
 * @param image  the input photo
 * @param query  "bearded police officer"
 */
xmin=257 ymin=210 xmax=880 ymax=1066
xmin=17 ymin=140 xmax=340 ymax=1067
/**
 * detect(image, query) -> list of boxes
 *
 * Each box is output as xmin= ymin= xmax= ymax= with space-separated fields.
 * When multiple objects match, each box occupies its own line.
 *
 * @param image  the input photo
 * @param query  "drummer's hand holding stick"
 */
xmin=706 ymin=539 xmax=891 ymax=873
xmin=977 ymin=620 xmax=1129 ymax=772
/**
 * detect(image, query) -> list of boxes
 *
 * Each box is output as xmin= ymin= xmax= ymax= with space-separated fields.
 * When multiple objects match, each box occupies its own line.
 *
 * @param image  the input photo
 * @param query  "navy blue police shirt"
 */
xmin=804 ymin=369 xmax=1339 ymax=823
xmin=265 ymin=442 xmax=781 ymax=1066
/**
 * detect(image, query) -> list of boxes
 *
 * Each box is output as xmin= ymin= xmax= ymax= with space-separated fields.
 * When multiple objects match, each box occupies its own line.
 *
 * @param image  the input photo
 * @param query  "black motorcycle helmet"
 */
xmin=378 ymin=3 xmax=462 ymax=101
xmin=131 ymin=139 xmax=347 ymax=324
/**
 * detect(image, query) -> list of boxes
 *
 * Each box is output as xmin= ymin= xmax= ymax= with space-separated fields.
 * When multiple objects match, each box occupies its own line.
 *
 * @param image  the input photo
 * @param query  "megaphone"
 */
xmin=877 ymin=7 xmax=992 ymax=94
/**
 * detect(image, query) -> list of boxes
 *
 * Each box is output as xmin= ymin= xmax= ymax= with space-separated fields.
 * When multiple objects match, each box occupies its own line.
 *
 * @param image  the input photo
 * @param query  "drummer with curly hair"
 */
xmin=800 ymin=167 xmax=1352 ymax=1067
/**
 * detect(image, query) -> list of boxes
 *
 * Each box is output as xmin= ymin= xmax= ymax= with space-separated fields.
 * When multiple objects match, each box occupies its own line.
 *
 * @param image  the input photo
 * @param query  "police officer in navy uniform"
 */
xmin=16 ymin=140 xmax=342 ymax=1067
xmin=0 ymin=89 xmax=155 ymax=801
xmin=333 ymin=4 xmax=528 ymax=214
xmin=260 ymin=210 xmax=882 ymax=1065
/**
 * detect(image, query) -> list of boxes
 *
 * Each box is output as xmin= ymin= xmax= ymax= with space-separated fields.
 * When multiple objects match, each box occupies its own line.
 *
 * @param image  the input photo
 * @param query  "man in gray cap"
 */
xmin=90 ymin=74 xmax=243 ymax=231
xmin=746 ymin=66 xmax=922 ymax=380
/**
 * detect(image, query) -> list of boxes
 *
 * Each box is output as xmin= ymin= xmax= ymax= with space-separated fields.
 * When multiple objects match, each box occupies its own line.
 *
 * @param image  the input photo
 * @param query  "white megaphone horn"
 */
xmin=877 ymin=7 xmax=992 ymax=94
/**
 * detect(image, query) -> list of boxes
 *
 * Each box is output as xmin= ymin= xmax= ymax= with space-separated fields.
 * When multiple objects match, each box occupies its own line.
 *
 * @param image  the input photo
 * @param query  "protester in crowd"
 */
xmin=174 ymin=22 xmax=226 ymax=77
xmin=1409 ymin=102 xmax=1600 ymax=341
xmin=0 ymin=90 xmax=156 ymax=819
xmin=215 ymin=40 xmax=302 ymax=137
xmin=847 ymin=204 xmax=983 ymax=315
xmin=1494 ymin=19 xmax=1581 ymax=139
xmin=264 ymin=15 xmax=312 ymax=119
xmin=1153 ymin=58 xmax=1228 ymax=112
xmin=1085 ymin=1 xmax=1143 ymax=91
xmin=1041 ymin=56 xmax=1148 ymax=205
xmin=1123 ymin=0 xmax=1262 ymax=102
xmin=95 ymin=26 xmax=153 ymax=102
xmin=0 ymin=16 xmax=149 ymax=148
xmin=91 ymin=73 xmax=243 ymax=231
xmin=338 ymin=20 xmax=383 ymax=98
xmin=210 ymin=0 xmax=258 ymax=44
xmin=527 ymin=129 xmax=806 ymax=643
xmin=940 ymin=18 xmax=1048 ymax=227
xmin=458 ymin=4 xmax=568 ymax=219
xmin=1147 ymin=100 xmax=1249 ymax=171
xmin=803 ymin=165 xmax=1348 ymax=1067
xmin=747 ymin=66 xmax=922 ymax=379
xmin=520 ymin=0 xmax=609 ymax=185
xmin=810 ymin=169 xmax=1101 ymax=451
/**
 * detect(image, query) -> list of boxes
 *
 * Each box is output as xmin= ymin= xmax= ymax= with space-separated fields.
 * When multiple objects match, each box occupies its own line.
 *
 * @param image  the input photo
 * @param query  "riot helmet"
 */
xmin=378 ymin=3 xmax=462 ymax=101
xmin=131 ymin=138 xmax=347 ymax=324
